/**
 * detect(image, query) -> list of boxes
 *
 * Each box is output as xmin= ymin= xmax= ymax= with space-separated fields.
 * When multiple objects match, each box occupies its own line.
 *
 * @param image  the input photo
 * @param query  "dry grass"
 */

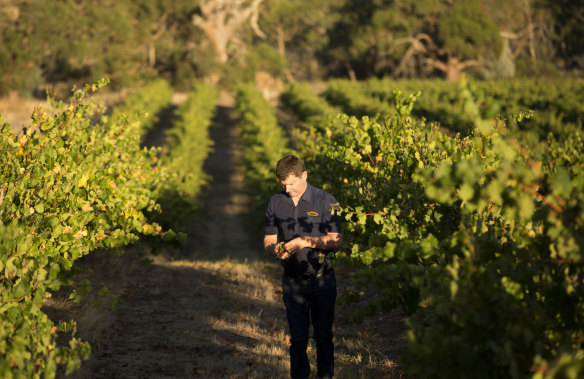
xmin=0 ymin=90 xmax=126 ymax=134
xmin=42 ymin=249 xmax=146 ymax=350
xmin=0 ymin=92 xmax=47 ymax=133
xmin=170 ymin=258 xmax=292 ymax=377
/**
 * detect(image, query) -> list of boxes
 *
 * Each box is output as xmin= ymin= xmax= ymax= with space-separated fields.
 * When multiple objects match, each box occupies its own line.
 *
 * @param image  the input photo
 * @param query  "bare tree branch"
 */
xmin=391 ymin=33 xmax=433 ymax=77
xmin=249 ymin=0 xmax=266 ymax=39
xmin=146 ymin=14 xmax=169 ymax=67
xmin=500 ymin=23 xmax=539 ymax=62
xmin=424 ymin=55 xmax=480 ymax=81
xmin=523 ymin=0 xmax=537 ymax=65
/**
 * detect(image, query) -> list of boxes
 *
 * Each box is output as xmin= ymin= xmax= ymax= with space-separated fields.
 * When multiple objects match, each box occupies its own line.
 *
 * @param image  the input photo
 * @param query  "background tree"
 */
xmin=0 ymin=0 xmax=198 ymax=95
xmin=323 ymin=0 xmax=391 ymax=80
xmin=126 ymin=0 xmax=198 ymax=88
xmin=0 ymin=0 xmax=581 ymax=96
xmin=540 ymin=0 xmax=584 ymax=73
xmin=324 ymin=0 xmax=502 ymax=81
xmin=481 ymin=0 xmax=531 ymax=78
xmin=15 ymin=0 xmax=150 ymax=93
xmin=482 ymin=0 xmax=559 ymax=77
xmin=433 ymin=0 xmax=502 ymax=80
xmin=259 ymin=0 xmax=344 ymax=81
xmin=192 ymin=0 xmax=265 ymax=65
xmin=0 ymin=5 xmax=41 ymax=94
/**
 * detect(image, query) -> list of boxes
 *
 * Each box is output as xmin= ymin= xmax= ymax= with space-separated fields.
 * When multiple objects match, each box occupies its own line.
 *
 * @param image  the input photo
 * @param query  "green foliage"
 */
xmin=323 ymin=80 xmax=394 ymax=120
xmin=298 ymin=90 xmax=456 ymax=315
xmin=279 ymin=82 xmax=341 ymax=132
xmin=154 ymin=82 xmax=218 ymax=233
xmin=405 ymin=116 xmax=584 ymax=379
xmin=286 ymin=80 xmax=584 ymax=377
xmin=245 ymin=43 xmax=288 ymax=79
xmin=322 ymin=77 xmax=584 ymax=139
xmin=235 ymin=84 xmax=293 ymax=227
xmin=438 ymin=0 xmax=502 ymax=59
xmin=109 ymin=79 xmax=174 ymax=137
xmin=0 ymin=79 xmax=172 ymax=377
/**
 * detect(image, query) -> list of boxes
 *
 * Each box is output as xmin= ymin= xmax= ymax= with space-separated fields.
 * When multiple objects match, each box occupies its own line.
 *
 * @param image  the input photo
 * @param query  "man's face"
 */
xmin=280 ymin=171 xmax=308 ymax=199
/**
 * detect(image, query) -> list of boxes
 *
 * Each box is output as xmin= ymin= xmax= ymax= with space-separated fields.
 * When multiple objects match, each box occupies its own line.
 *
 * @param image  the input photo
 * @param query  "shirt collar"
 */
xmin=299 ymin=183 xmax=312 ymax=203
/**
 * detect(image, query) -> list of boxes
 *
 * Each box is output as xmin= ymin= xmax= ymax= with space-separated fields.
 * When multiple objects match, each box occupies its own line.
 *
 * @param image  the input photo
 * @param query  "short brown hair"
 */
xmin=275 ymin=155 xmax=306 ymax=181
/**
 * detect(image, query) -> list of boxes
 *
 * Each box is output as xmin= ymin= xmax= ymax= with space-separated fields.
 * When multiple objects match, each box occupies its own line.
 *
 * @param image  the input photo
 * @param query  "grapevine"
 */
xmin=283 ymin=81 xmax=584 ymax=377
xmin=0 ymin=79 xmax=171 ymax=377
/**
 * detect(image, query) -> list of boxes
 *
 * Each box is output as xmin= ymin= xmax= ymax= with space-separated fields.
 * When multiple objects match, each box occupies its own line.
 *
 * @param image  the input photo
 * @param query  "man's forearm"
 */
xmin=302 ymin=234 xmax=342 ymax=251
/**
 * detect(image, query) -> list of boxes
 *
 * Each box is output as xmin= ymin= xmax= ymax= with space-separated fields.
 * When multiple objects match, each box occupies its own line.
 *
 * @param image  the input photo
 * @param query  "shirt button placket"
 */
xmin=293 ymin=203 xmax=299 ymax=236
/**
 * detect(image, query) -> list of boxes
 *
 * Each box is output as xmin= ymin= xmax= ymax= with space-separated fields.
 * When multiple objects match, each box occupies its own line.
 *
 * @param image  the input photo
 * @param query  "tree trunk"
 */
xmin=429 ymin=55 xmax=479 ymax=81
xmin=523 ymin=0 xmax=537 ymax=66
xmin=148 ymin=44 xmax=156 ymax=67
xmin=445 ymin=57 xmax=462 ymax=81
xmin=276 ymin=24 xmax=295 ymax=83
xmin=344 ymin=61 xmax=357 ymax=82
xmin=206 ymin=20 xmax=230 ymax=63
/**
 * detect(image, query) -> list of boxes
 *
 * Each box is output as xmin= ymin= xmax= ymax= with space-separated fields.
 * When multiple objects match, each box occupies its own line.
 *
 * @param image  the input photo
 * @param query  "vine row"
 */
xmin=0 ymin=79 xmax=175 ymax=377
xmin=284 ymin=83 xmax=584 ymax=378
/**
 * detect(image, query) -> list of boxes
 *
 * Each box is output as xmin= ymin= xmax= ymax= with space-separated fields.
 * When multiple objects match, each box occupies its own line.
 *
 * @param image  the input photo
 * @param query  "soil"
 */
xmin=37 ymin=90 xmax=407 ymax=378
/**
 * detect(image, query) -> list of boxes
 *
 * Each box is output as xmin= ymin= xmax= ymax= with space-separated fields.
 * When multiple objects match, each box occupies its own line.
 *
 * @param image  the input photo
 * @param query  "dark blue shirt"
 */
xmin=265 ymin=183 xmax=342 ymax=276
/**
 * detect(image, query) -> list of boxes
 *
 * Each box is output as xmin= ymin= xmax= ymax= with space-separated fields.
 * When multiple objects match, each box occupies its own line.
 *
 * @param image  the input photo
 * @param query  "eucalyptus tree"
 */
xmin=192 ymin=0 xmax=266 ymax=64
xmin=258 ymin=0 xmax=345 ymax=81
xmin=324 ymin=0 xmax=502 ymax=81
xmin=540 ymin=0 xmax=584 ymax=72
xmin=1 ymin=0 xmax=197 ymax=94
xmin=0 ymin=5 xmax=40 ymax=94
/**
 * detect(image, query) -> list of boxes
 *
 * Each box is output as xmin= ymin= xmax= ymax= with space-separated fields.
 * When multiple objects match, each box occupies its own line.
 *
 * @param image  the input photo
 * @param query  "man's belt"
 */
xmin=285 ymin=266 xmax=334 ymax=280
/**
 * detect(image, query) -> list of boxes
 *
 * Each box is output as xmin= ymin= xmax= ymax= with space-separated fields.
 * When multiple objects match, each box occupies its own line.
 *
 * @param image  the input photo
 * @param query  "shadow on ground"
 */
xmin=50 ymin=248 xmax=290 ymax=378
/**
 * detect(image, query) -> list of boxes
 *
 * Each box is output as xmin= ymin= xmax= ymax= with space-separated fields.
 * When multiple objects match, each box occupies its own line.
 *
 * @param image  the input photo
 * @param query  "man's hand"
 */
xmin=275 ymin=241 xmax=292 ymax=259
xmin=283 ymin=238 xmax=307 ymax=255
xmin=265 ymin=233 xmax=342 ymax=260
xmin=264 ymin=235 xmax=293 ymax=260
xmin=274 ymin=241 xmax=294 ymax=260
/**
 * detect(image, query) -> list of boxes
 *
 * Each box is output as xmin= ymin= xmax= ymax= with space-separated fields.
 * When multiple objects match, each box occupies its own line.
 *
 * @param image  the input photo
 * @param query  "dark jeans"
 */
xmin=282 ymin=270 xmax=337 ymax=379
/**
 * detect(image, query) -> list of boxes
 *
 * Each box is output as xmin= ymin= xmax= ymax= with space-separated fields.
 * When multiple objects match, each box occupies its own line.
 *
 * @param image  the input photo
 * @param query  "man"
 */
xmin=264 ymin=155 xmax=342 ymax=379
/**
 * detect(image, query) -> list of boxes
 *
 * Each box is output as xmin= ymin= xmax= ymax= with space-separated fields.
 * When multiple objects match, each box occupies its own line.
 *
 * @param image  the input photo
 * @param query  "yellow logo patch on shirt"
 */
xmin=307 ymin=211 xmax=319 ymax=216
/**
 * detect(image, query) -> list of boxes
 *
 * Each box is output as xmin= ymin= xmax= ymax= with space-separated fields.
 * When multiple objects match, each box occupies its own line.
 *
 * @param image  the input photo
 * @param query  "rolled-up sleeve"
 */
xmin=321 ymin=195 xmax=342 ymax=234
xmin=264 ymin=197 xmax=279 ymax=235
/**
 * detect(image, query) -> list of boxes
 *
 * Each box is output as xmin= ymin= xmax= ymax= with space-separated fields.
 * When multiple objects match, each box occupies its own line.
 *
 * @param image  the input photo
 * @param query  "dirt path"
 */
xmin=185 ymin=91 xmax=263 ymax=262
